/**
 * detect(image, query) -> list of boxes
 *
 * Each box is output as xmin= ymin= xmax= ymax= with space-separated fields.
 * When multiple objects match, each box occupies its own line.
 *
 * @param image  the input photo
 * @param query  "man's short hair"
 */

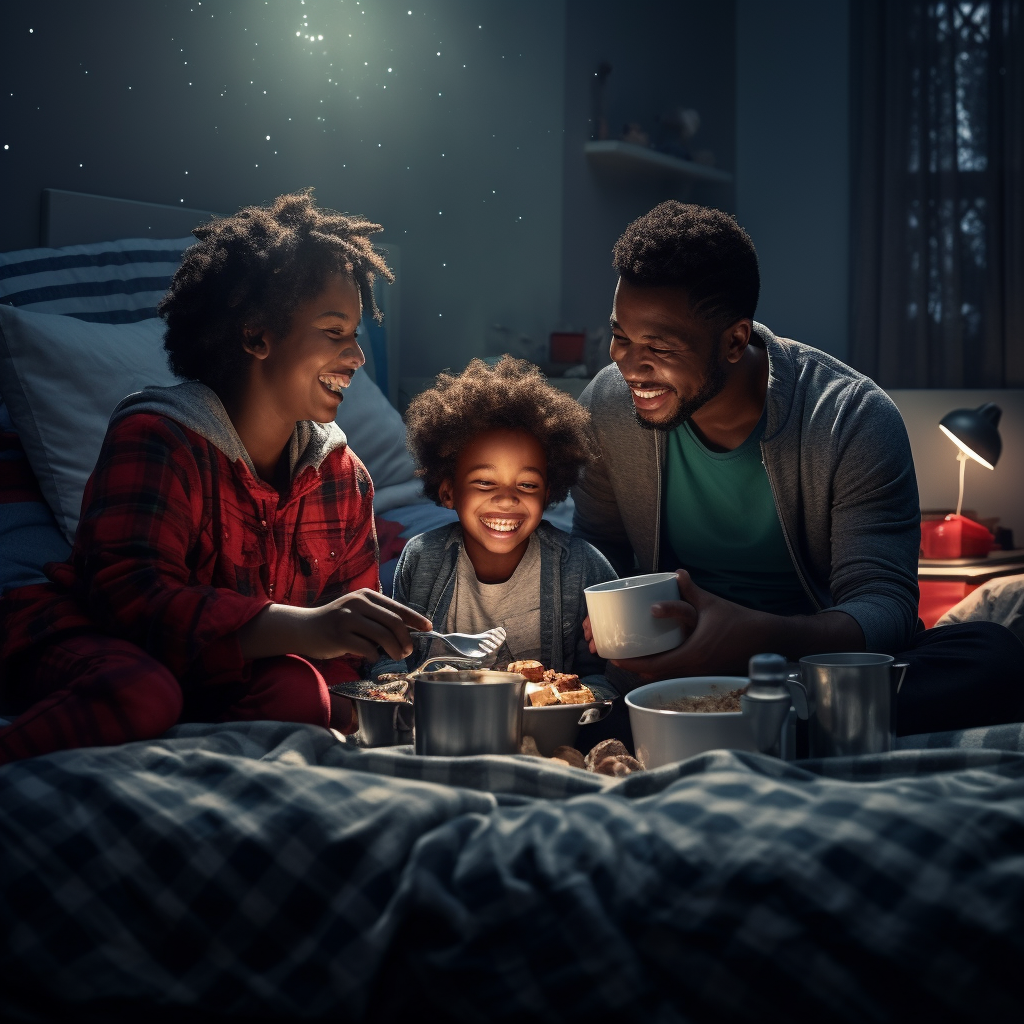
xmin=612 ymin=202 xmax=759 ymax=330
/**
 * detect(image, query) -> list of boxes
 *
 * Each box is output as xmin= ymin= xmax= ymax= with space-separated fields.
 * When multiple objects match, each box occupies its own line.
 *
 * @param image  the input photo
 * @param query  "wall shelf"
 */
xmin=584 ymin=140 xmax=733 ymax=184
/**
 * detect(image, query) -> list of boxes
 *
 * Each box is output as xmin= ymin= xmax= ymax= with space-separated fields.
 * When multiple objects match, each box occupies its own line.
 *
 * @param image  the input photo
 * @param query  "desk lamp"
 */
xmin=924 ymin=403 xmax=1002 ymax=558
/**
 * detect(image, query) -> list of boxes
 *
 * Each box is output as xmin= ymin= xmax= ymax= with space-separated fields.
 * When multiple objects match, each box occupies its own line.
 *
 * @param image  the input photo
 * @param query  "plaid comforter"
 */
xmin=1 ymin=722 xmax=1022 ymax=1022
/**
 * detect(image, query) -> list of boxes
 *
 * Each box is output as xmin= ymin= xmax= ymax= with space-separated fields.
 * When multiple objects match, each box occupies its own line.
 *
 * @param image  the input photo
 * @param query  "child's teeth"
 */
xmin=482 ymin=518 xmax=521 ymax=532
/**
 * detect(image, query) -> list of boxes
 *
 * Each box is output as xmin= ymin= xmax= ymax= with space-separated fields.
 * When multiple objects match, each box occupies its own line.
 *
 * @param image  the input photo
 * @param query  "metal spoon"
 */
xmin=409 ymin=626 xmax=507 ymax=660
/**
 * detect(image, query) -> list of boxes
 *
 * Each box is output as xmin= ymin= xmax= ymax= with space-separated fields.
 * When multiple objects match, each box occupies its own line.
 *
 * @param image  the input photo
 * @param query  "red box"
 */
xmin=550 ymin=331 xmax=585 ymax=364
xmin=920 ymin=515 xmax=993 ymax=559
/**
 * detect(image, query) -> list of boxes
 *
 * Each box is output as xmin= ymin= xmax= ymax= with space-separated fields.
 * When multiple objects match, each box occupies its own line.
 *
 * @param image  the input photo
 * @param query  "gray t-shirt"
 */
xmin=443 ymin=533 xmax=542 ymax=664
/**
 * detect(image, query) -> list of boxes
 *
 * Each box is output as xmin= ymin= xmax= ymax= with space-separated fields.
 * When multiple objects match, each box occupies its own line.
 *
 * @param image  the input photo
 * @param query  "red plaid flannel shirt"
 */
xmin=0 ymin=413 xmax=379 ymax=690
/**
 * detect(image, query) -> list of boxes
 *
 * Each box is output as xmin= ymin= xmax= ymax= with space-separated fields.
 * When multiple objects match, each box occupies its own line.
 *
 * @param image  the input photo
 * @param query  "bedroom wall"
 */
xmin=0 ymin=0 xmax=566 ymax=382
xmin=735 ymin=0 xmax=851 ymax=361
xmin=559 ymin=0 xmax=737 ymax=344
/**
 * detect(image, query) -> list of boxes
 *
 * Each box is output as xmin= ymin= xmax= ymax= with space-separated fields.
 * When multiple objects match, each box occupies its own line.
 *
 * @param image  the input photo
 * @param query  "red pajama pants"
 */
xmin=0 ymin=635 xmax=353 ymax=765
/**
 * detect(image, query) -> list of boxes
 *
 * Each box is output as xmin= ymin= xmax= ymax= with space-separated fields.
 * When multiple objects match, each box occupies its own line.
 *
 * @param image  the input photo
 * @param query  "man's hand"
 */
xmin=607 ymin=570 xmax=865 ymax=682
xmin=239 ymin=590 xmax=432 ymax=662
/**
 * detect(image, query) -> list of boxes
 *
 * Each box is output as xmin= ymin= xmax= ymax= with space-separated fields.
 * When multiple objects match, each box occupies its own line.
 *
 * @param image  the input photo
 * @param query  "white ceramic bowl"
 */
xmin=626 ymin=676 xmax=755 ymax=769
xmin=584 ymin=572 xmax=683 ymax=659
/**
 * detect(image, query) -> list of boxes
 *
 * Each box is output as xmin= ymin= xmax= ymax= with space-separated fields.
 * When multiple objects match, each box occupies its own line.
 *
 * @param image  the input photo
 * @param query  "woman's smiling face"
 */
xmin=253 ymin=271 xmax=365 ymax=424
xmin=439 ymin=428 xmax=549 ymax=583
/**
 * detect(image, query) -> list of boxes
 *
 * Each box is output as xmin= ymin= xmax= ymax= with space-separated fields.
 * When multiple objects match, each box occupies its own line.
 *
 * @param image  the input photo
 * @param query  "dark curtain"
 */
xmin=850 ymin=1 xmax=1024 ymax=387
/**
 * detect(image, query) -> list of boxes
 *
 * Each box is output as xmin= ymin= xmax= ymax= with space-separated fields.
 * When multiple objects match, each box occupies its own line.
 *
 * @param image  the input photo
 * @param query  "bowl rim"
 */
xmin=625 ymin=676 xmax=747 ymax=718
xmin=584 ymin=570 xmax=678 ymax=594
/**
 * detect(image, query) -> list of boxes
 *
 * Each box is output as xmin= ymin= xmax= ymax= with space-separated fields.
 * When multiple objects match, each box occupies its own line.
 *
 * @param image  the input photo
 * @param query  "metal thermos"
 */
xmin=741 ymin=654 xmax=794 ymax=758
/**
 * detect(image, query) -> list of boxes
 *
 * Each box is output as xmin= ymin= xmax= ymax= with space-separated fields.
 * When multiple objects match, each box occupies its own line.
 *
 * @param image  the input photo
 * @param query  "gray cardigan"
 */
xmin=381 ymin=520 xmax=616 ymax=680
xmin=571 ymin=323 xmax=921 ymax=654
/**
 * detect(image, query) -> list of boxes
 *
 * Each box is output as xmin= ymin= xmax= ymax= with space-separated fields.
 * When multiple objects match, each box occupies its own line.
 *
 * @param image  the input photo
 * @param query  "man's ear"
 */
xmin=722 ymin=319 xmax=753 ymax=364
xmin=242 ymin=327 xmax=271 ymax=360
xmin=438 ymin=479 xmax=455 ymax=509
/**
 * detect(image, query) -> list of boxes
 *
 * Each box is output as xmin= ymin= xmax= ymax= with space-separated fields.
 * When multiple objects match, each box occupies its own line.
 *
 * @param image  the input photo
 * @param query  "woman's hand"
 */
xmin=239 ymin=590 xmax=432 ymax=662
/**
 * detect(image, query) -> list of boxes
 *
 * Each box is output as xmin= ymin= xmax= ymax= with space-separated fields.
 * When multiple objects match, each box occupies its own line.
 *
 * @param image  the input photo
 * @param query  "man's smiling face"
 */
xmin=609 ymin=277 xmax=733 ymax=432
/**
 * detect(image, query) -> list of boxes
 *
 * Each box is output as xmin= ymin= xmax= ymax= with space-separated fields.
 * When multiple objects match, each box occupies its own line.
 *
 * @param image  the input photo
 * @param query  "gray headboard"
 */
xmin=40 ymin=188 xmax=218 ymax=248
xmin=35 ymin=188 xmax=401 ymax=406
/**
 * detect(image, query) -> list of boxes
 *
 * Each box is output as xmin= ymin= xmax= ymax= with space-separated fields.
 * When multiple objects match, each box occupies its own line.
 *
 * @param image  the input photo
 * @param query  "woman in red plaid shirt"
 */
xmin=0 ymin=192 xmax=430 ymax=763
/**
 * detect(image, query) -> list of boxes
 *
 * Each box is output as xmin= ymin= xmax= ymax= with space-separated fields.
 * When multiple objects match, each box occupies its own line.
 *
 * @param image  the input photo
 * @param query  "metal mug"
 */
xmin=789 ymin=653 xmax=909 ymax=758
xmin=413 ymin=669 xmax=526 ymax=756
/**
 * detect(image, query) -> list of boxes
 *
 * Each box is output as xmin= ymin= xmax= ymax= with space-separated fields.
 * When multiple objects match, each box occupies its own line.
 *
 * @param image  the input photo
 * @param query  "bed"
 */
xmin=1 ymin=193 xmax=1023 ymax=1021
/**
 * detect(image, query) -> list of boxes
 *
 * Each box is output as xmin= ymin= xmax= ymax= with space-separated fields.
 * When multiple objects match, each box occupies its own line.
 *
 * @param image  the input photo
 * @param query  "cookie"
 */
xmin=551 ymin=745 xmax=586 ymax=769
xmin=508 ymin=660 xmax=545 ymax=682
xmin=594 ymin=754 xmax=644 ymax=776
xmin=527 ymin=686 xmax=560 ymax=707
xmin=558 ymin=686 xmax=595 ymax=705
xmin=585 ymin=738 xmax=630 ymax=771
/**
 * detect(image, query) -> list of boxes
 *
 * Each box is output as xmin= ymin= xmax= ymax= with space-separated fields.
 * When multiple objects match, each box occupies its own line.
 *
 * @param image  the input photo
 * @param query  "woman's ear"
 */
xmin=242 ymin=328 xmax=271 ymax=359
xmin=438 ymin=479 xmax=455 ymax=509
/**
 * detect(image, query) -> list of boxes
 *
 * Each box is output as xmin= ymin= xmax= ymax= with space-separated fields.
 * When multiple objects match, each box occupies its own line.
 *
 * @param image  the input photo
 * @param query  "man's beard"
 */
xmin=631 ymin=350 xmax=730 ymax=432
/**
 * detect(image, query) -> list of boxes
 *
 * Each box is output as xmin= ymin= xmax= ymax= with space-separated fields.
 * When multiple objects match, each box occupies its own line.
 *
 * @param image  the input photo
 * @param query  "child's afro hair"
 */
xmin=405 ymin=356 xmax=598 ymax=507
xmin=159 ymin=189 xmax=392 ymax=398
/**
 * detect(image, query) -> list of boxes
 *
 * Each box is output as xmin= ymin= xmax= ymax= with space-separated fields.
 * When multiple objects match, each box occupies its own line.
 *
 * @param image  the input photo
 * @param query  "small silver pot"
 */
xmin=414 ymin=669 xmax=526 ymax=756
xmin=355 ymin=699 xmax=414 ymax=748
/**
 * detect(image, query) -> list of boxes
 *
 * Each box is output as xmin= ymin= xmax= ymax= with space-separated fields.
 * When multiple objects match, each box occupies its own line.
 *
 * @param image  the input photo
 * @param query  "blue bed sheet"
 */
xmin=1 ymin=721 xmax=1022 ymax=1021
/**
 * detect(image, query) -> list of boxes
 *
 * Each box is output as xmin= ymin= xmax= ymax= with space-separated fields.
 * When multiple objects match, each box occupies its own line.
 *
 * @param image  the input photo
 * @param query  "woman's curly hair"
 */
xmin=159 ymin=189 xmax=392 ymax=397
xmin=404 ymin=356 xmax=598 ymax=507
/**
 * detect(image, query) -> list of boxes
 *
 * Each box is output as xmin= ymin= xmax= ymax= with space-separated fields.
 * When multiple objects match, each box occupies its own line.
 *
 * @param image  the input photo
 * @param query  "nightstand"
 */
xmin=918 ymin=550 xmax=1024 ymax=627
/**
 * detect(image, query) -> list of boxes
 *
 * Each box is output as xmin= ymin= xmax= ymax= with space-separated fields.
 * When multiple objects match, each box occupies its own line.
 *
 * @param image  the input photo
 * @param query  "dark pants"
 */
xmin=580 ymin=621 xmax=1024 ymax=755
xmin=895 ymin=620 xmax=1024 ymax=735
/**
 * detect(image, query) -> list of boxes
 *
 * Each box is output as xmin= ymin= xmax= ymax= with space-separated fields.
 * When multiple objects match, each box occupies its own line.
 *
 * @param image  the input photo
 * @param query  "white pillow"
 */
xmin=0 ymin=307 xmax=178 ymax=542
xmin=0 ymin=303 xmax=422 ymax=542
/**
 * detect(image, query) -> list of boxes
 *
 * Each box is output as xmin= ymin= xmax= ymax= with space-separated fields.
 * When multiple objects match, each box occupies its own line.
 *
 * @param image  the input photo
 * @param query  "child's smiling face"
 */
xmin=439 ymin=428 xmax=549 ymax=583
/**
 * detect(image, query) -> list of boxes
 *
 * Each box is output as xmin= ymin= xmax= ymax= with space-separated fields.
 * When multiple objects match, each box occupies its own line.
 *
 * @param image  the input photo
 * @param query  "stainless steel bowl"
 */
xmin=330 ymin=680 xmax=413 ymax=748
xmin=522 ymin=700 xmax=614 ymax=757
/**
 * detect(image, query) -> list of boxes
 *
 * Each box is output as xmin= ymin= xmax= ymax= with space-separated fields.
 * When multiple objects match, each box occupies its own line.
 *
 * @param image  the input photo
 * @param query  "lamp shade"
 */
xmin=938 ymin=402 xmax=1002 ymax=470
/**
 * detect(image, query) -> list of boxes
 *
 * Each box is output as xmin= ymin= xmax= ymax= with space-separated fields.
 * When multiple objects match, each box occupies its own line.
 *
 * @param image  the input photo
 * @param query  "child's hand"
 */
xmin=310 ymin=590 xmax=432 ymax=661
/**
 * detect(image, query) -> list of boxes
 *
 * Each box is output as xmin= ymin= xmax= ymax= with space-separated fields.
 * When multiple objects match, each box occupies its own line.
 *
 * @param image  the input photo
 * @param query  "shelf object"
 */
xmin=584 ymin=140 xmax=733 ymax=184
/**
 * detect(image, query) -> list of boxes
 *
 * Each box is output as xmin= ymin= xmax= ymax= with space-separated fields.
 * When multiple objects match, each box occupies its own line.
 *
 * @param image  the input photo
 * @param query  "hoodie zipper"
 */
xmin=760 ymin=441 xmax=820 ymax=611
xmin=652 ymin=431 xmax=662 ymax=571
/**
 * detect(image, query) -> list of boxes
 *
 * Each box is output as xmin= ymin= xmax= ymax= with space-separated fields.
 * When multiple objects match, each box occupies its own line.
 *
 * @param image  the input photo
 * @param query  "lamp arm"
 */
xmin=956 ymin=450 xmax=968 ymax=518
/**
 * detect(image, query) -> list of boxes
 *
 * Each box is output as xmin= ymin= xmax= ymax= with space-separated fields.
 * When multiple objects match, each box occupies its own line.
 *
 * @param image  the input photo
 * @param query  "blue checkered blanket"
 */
xmin=2 ymin=721 xmax=1023 ymax=1022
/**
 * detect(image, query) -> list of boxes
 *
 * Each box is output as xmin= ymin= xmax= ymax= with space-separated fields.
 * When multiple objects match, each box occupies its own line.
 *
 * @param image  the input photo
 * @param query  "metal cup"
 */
xmin=795 ymin=653 xmax=909 ymax=758
xmin=413 ymin=670 xmax=526 ymax=756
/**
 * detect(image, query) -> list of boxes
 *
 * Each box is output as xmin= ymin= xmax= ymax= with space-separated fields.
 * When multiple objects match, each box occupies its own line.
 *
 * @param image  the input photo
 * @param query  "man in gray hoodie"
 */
xmin=573 ymin=202 xmax=1022 ymax=736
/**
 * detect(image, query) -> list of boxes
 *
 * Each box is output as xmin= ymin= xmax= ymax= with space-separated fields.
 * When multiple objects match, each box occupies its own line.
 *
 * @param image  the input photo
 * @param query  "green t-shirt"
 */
xmin=663 ymin=412 xmax=815 ymax=616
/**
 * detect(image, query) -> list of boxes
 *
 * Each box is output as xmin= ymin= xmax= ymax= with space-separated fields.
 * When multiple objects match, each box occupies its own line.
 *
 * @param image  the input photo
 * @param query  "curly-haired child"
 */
xmin=387 ymin=356 xmax=617 ymax=684
xmin=0 ymin=191 xmax=430 ymax=764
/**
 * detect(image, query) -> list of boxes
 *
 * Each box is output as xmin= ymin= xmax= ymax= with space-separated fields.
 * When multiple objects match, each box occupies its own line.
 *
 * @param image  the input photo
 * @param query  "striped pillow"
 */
xmin=0 ymin=236 xmax=194 ymax=323
xmin=0 ymin=237 xmax=191 ymax=590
